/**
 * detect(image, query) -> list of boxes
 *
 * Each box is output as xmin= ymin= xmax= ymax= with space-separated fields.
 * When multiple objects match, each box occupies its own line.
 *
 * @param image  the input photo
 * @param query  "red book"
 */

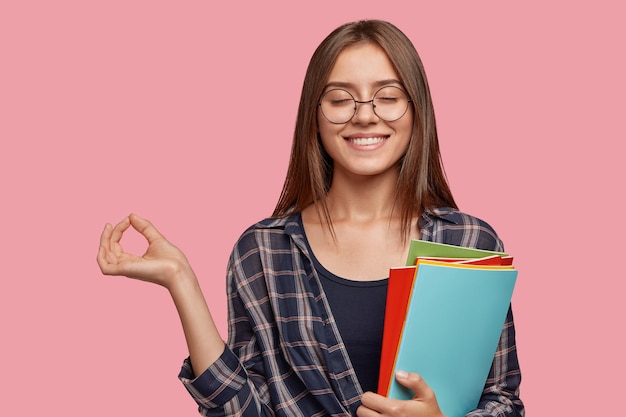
xmin=378 ymin=266 xmax=416 ymax=395
xmin=455 ymin=255 xmax=506 ymax=266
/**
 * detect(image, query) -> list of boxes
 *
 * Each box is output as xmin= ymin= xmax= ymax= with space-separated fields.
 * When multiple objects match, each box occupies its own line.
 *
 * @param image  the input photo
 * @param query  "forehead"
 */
xmin=326 ymin=42 xmax=400 ymax=88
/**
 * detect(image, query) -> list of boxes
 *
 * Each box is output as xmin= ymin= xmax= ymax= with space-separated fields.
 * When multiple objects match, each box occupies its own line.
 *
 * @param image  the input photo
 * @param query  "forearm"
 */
xmin=168 ymin=267 xmax=225 ymax=377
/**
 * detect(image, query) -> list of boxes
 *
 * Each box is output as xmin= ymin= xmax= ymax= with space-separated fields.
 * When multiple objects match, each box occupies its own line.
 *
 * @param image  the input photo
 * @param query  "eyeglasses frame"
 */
xmin=318 ymin=85 xmax=412 ymax=124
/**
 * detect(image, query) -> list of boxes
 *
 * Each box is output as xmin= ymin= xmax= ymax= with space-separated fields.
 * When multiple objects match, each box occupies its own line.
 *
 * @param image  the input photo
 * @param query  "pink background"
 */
xmin=2 ymin=1 xmax=624 ymax=415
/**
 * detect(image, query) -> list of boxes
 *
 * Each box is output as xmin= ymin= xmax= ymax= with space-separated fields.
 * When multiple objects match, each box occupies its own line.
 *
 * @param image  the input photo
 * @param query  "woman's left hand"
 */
xmin=357 ymin=371 xmax=446 ymax=417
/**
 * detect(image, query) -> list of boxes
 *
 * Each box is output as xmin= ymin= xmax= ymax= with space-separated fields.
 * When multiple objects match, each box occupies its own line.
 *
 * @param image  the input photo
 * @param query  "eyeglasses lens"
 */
xmin=320 ymin=86 xmax=409 ymax=124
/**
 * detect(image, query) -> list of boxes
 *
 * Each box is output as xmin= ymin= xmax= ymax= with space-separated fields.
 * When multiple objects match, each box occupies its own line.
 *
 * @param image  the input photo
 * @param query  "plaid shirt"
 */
xmin=179 ymin=208 xmax=524 ymax=416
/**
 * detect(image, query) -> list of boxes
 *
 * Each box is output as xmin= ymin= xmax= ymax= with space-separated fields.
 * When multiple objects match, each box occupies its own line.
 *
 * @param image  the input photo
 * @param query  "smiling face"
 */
xmin=317 ymin=42 xmax=414 ymax=181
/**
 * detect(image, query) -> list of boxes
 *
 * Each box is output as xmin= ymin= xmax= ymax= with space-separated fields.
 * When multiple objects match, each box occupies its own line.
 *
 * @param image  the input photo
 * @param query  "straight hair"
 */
xmin=273 ymin=20 xmax=457 ymax=240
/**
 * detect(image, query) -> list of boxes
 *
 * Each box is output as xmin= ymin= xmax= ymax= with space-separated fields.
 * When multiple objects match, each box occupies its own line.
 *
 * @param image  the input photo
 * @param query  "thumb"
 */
xmin=128 ymin=213 xmax=166 ymax=243
xmin=395 ymin=370 xmax=436 ymax=400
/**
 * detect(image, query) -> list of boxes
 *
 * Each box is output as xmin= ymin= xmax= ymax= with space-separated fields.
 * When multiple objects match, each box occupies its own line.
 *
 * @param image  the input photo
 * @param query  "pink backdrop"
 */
xmin=2 ymin=1 xmax=624 ymax=415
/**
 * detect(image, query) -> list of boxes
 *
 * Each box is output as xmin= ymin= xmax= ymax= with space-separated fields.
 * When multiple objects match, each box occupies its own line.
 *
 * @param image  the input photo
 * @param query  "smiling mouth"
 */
xmin=347 ymin=136 xmax=388 ymax=145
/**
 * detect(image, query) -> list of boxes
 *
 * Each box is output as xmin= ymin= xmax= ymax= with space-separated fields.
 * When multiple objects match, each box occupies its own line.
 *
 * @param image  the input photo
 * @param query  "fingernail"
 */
xmin=396 ymin=370 xmax=408 ymax=380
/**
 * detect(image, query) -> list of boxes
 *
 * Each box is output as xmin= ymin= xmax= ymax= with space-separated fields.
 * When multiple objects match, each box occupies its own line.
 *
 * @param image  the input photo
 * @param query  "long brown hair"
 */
xmin=273 ymin=20 xmax=457 ymax=238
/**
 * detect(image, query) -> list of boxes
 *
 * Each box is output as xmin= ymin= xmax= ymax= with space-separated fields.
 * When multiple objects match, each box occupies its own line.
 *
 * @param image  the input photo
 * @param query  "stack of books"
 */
xmin=378 ymin=240 xmax=518 ymax=417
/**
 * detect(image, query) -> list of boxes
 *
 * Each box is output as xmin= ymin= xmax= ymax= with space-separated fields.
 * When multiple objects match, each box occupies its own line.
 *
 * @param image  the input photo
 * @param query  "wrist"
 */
xmin=166 ymin=263 xmax=200 ymax=295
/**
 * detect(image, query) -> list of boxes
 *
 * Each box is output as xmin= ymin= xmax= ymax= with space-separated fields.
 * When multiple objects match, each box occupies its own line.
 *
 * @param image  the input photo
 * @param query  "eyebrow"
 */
xmin=324 ymin=79 xmax=403 ymax=90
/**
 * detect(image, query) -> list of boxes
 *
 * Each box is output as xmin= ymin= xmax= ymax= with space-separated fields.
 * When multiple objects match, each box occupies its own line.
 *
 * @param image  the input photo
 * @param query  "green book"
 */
xmin=405 ymin=239 xmax=508 ymax=266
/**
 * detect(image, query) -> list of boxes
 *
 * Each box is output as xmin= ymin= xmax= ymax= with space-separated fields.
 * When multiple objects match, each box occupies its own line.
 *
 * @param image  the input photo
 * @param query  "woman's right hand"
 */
xmin=97 ymin=213 xmax=226 ymax=374
xmin=97 ymin=213 xmax=193 ymax=290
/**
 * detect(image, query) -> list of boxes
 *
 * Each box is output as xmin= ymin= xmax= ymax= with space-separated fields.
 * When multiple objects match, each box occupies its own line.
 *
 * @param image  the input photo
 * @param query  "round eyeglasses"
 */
xmin=318 ymin=85 xmax=412 ymax=124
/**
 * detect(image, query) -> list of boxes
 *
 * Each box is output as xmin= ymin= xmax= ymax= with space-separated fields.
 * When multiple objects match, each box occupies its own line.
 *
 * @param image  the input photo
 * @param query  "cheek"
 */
xmin=402 ymin=113 xmax=415 ymax=142
xmin=317 ymin=117 xmax=341 ymax=147
xmin=318 ymin=131 xmax=335 ymax=157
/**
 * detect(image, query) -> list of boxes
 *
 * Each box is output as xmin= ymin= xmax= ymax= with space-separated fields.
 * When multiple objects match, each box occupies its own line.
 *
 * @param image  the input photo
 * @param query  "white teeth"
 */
xmin=350 ymin=137 xmax=385 ymax=145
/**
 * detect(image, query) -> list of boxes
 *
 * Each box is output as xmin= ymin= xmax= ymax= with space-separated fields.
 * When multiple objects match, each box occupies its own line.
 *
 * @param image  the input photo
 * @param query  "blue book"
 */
xmin=387 ymin=260 xmax=517 ymax=417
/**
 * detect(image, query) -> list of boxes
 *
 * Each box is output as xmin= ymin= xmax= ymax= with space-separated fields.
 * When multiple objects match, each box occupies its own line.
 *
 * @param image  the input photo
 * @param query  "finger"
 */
xmin=97 ymin=240 xmax=121 ymax=275
xmin=355 ymin=403 xmax=381 ymax=417
xmin=395 ymin=371 xmax=435 ymax=400
xmin=96 ymin=244 xmax=115 ymax=274
xmin=110 ymin=216 xmax=131 ymax=245
xmin=359 ymin=391 xmax=387 ymax=414
xmin=96 ymin=243 xmax=106 ymax=270
xmin=99 ymin=223 xmax=113 ymax=252
xmin=128 ymin=213 xmax=166 ymax=244
xmin=97 ymin=221 xmax=127 ymax=275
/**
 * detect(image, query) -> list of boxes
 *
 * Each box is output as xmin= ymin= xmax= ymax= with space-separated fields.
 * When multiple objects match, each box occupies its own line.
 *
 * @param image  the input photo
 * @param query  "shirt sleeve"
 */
xmin=178 ymin=347 xmax=271 ymax=416
xmin=177 ymin=232 xmax=276 ymax=417
xmin=464 ymin=306 xmax=525 ymax=417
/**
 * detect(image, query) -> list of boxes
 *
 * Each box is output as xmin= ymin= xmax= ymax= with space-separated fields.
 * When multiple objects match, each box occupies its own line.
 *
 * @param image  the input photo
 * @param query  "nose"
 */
xmin=352 ymin=99 xmax=379 ymax=123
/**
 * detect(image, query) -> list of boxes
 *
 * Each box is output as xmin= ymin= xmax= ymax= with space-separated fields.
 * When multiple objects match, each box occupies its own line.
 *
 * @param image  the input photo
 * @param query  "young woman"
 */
xmin=97 ymin=20 xmax=524 ymax=417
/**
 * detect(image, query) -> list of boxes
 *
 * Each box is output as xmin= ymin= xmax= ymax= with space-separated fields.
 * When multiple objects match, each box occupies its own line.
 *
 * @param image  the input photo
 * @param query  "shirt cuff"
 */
xmin=178 ymin=347 xmax=249 ymax=408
